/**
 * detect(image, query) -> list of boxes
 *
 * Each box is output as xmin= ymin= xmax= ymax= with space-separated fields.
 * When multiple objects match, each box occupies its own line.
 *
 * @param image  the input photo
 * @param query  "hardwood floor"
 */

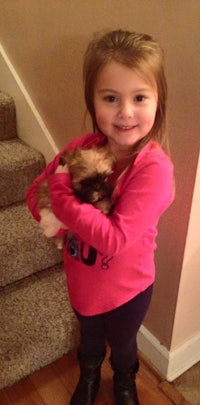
xmin=0 ymin=350 xmax=190 ymax=405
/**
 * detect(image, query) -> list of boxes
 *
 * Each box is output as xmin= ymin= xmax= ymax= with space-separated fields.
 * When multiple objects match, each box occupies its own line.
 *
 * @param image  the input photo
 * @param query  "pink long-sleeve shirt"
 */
xmin=27 ymin=133 xmax=174 ymax=316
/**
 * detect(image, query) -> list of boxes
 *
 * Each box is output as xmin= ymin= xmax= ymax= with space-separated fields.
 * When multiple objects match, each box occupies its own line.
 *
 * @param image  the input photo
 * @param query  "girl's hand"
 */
xmin=55 ymin=164 xmax=69 ymax=174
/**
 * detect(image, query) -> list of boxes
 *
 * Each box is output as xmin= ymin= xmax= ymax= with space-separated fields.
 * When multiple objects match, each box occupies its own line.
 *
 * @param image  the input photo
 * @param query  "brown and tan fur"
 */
xmin=36 ymin=145 xmax=116 ymax=247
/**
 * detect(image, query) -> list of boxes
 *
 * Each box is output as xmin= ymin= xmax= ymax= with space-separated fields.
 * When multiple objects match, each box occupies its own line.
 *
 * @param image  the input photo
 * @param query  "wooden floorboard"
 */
xmin=0 ymin=350 xmax=190 ymax=405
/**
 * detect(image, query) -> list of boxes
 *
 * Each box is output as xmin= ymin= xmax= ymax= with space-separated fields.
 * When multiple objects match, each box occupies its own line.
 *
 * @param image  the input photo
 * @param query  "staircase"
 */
xmin=0 ymin=92 xmax=79 ymax=389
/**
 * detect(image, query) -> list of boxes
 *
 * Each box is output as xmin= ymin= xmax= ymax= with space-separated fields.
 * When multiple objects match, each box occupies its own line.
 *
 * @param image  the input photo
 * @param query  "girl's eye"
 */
xmin=104 ymin=95 xmax=118 ymax=103
xmin=135 ymin=94 xmax=146 ymax=102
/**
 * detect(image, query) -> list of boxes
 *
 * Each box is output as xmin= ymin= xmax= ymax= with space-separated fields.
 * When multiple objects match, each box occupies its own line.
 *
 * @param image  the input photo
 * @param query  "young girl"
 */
xmin=27 ymin=30 xmax=174 ymax=405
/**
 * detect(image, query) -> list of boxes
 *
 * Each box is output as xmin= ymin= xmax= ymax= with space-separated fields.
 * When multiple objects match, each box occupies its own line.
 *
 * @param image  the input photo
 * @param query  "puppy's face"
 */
xmin=76 ymin=172 xmax=113 ymax=202
xmin=60 ymin=146 xmax=116 ymax=212
xmin=60 ymin=146 xmax=115 ymax=186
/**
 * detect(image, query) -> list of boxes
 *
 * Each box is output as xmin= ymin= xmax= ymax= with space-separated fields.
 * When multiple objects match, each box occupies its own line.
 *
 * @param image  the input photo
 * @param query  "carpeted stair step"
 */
xmin=0 ymin=264 xmax=79 ymax=389
xmin=0 ymin=137 xmax=45 ymax=208
xmin=0 ymin=91 xmax=78 ymax=390
xmin=0 ymin=92 xmax=17 ymax=141
xmin=0 ymin=202 xmax=63 ymax=287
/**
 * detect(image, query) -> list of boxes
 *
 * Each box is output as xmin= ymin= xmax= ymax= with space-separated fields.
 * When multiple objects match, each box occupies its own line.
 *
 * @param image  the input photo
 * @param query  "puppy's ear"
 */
xmin=59 ymin=149 xmax=76 ymax=166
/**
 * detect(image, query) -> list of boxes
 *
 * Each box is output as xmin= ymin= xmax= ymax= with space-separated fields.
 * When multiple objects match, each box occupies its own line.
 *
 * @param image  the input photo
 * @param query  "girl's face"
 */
xmin=93 ymin=61 xmax=158 ymax=158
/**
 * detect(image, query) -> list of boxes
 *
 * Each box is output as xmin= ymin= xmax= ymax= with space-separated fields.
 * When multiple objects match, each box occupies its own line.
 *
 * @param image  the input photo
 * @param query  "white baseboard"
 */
xmin=0 ymin=42 xmax=59 ymax=163
xmin=138 ymin=325 xmax=200 ymax=381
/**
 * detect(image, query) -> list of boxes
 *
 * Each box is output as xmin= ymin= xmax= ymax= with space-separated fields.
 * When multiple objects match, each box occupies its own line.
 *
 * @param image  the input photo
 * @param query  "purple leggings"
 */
xmin=74 ymin=284 xmax=153 ymax=369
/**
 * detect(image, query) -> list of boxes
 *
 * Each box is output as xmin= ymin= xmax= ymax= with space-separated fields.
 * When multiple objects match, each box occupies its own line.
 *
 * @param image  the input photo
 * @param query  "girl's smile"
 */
xmin=94 ymin=61 xmax=158 ymax=158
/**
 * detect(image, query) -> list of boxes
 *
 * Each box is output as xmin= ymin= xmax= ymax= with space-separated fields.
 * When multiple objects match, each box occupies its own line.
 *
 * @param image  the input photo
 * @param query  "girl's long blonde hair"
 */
xmin=83 ymin=29 xmax=169 ymax=154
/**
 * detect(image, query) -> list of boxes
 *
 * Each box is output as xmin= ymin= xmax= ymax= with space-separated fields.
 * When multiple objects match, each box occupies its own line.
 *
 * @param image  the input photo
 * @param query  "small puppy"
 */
xmin=36 ymin=145 xmax=116 ymax=248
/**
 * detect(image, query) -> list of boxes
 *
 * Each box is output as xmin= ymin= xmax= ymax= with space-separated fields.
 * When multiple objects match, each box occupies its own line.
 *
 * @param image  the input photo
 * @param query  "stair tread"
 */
xmin=0 ymin=202 xmax=63 ymax=287
xmin=0 ymin=265 xmax=79 ymax=389
xmin=0 ymin=138 xmax=45 ymax=207
xmin=0 ymin=138 xmax=42 ymax=167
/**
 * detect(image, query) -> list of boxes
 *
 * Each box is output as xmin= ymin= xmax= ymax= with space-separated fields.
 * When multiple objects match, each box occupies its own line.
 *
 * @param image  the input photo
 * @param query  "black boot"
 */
xmin=113 ymin=366 xmax=140 ymax=405
xmin=70 ymin=351 xmax=105 ymax=405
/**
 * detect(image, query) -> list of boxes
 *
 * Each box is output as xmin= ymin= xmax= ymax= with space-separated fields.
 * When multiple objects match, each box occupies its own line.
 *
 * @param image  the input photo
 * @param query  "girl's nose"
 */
xmin=118 ymin=101 xmax=134 ymax=119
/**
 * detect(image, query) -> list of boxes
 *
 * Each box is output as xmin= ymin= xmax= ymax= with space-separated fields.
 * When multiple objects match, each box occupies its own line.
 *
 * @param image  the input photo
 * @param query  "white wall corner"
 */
xmin=0 ymin=42 xmax=59 ymax=163
xmin=138 ymin=325 xmax=200 ymax=381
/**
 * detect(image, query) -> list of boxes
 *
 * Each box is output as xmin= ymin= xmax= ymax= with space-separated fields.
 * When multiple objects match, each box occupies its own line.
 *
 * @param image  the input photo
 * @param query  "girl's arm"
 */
xmin=47 ymin=153 xmax=174 ymax=256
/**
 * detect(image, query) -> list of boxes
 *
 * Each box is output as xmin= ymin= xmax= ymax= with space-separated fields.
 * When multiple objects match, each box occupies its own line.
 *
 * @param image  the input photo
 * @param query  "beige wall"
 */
xmin=1 ymin=0 xmax=200 ymax=350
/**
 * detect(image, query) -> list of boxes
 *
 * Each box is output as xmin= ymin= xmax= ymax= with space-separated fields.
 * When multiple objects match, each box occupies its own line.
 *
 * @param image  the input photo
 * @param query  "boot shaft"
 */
xmin=78 ymin=351 xmax=105 ymax=376
xmin=113 ymin=367 xmax=140 ymax=405
xmin=70 ymin=352 xmax=105 ymax=405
